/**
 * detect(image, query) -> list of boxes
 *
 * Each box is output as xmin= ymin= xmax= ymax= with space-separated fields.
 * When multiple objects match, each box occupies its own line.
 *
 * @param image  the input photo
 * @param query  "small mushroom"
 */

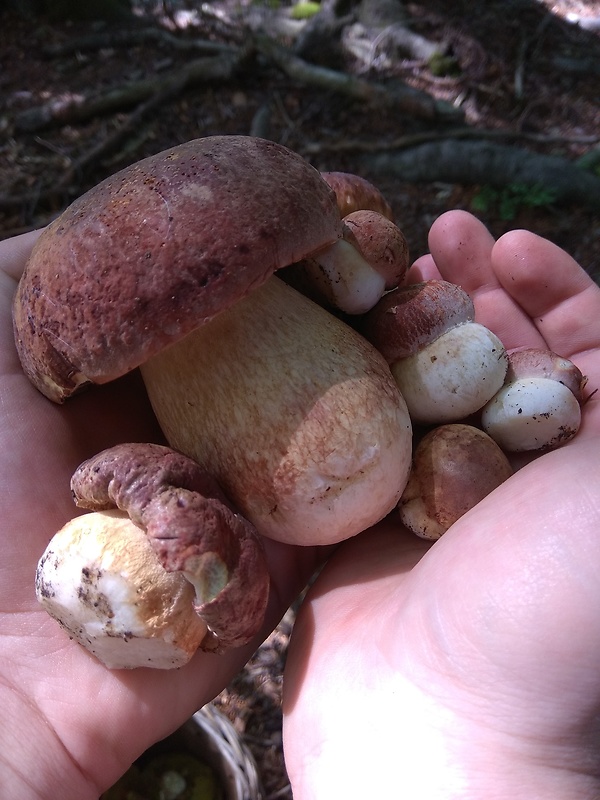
xmin=398 ymin=424 xmax=513 ymax=540
xmin=481 ymin=348 xmax=587 ymax=451
xmin=14 ymin=136 xmax=413 ymax=549
xmin=362 ymin=280 xmax=509 ymax=424
xmin=36 ymin=444 xmax=270 ymax=667
xmin=320 ymin=171 xmax=394 ymax=220
xmin=297 ymin=210 xmax=410 ymax=314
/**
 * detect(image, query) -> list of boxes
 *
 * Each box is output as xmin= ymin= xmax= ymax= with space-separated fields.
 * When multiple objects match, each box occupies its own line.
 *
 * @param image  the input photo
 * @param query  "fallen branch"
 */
xmin=254 ymin=35 xmax=462 ymax=123
xmin=301 ymin=127 xmax=600 ymax=154
xmin=63 ymin=71 xmax=189 ymax=183
xmin=2 ymin=48 xmax=250 ymax=211
xmin=15 ymin=47 xmax=247 ymax=133
xmin=42 ymin=26 xmax=236 ymax=57
xmin=361 ymin=139 xmax=600 ymax=209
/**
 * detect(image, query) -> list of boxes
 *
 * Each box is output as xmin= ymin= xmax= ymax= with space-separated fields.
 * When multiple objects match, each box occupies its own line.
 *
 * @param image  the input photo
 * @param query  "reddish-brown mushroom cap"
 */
xmin=342 ymin=210 xmax=409 ymax=290
xmin=361 ymin=280 xmax=475 ymax=362
xmin=71 ymin=442 xmax=270 ymax=651
xmin=13 ymin=136 xmax=343 ymax=403
xmin=320 ymin=171 xmax=394 ymax=221
xmin=399 ymin=424 xmax=513 ymax=539
xmin=505 ymin=347 xmax=587 ymax=401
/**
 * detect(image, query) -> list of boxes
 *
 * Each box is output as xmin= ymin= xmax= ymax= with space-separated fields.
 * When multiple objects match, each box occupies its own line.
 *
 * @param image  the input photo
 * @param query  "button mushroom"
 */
xmin=361 ymin=279 xmax=509 ymax=424
xmin=14 ymin=136 xmax=413 ymax=550
xmin=295 ymin=209 xmax=410 ymax=315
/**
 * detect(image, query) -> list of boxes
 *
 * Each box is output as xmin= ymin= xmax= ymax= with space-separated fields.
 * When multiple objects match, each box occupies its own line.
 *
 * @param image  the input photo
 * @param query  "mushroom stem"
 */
xmin=140 ymin=276 xmax=413 ymax=546
xmin=71 ymin=443 xmax=270 ymax=651
xmin=36 ymin=510 xmax=209 ymax=670
xmin=298 ymin=211 xmax=410 ymax=314
xmin=481 ymin=348 xmax=586 ymax=451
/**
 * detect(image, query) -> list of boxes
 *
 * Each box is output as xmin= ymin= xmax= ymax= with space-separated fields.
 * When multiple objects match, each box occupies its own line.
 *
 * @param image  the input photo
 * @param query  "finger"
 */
xmin=0 ymin=229 xmax=42 ymax=282
xmin=406 ymin=254 xmax=441 ymax=282
xmin=491 ymin=229 xmax=600 ymax=361
xmin=427 ymin=211 xmax=547 ymax=350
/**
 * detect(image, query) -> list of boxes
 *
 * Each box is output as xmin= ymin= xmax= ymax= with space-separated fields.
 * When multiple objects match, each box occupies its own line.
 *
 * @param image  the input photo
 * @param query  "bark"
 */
xmin=362 ymin=139 xmax=600 ymax=209
xmin=14 ymin=48 xmax=248 ymax=133
xmin=254 ymin=36 xmax=461 ymax=123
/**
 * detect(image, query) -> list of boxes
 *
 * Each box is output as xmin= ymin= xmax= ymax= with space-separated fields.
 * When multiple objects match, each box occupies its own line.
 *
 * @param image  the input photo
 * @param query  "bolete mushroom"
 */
xmin=36 ymin=443 xmax=270 ymax=667
xmin=481 ymin=348 xmax=587 ymax=451
xmin=294 ymin=209 xmax=410 ymax=314
xmin=14 ymin=136 xmax=413 ymax=549
xmin=361 ymin=280 xmax=509 ymax=424
xmin=398 ymin=424 xmax=513 ymax=540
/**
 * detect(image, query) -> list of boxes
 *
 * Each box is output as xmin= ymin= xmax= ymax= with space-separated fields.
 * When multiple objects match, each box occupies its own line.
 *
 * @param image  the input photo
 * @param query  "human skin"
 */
xmin=3 ymin=211 xmax=599 ymax=799
xmin=283 ymin=210 xmax=600 ymax=800
xmin=0 ymin=230 xmax=325 ymax=798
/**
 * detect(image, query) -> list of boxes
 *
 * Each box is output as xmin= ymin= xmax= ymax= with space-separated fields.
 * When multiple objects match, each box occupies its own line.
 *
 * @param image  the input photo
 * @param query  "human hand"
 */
xmin=0 ymin=231 xmax=324 ymax=798
xmin=283 ymin=211 xmax=600 ymax=799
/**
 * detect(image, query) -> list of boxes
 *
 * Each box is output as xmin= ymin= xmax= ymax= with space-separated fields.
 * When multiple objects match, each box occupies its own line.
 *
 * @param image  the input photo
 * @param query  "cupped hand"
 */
xmin=0 ymin=231 xmax=324 ymax=799
xmin=283 ymin=211 xmax=600 ymax=799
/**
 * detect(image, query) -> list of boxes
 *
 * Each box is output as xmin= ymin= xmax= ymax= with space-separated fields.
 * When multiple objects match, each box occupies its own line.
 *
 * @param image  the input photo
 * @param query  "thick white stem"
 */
xmin=36 ymin=510 xmax=208 ymax=669
xmin=390 ymin=322 xmax=508 ymax=424
xmin=481 ymin=377 xmax=582 ymax=451
xmin=141 ymin=277 xmax=412 ymax=546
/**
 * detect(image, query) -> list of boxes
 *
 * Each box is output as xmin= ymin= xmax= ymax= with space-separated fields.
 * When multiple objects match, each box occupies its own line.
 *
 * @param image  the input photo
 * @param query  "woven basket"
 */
xmin=163 ymin=703 xmax=265 ymax=800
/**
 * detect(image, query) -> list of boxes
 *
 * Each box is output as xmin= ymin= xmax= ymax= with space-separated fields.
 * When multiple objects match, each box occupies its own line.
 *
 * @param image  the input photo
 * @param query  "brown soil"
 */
xmin=1 ymin=1 xmax=599 ymax=797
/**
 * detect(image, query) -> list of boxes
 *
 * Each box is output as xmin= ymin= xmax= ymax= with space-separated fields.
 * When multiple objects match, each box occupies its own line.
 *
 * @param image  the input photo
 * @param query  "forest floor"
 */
xmin=1 ymin=1 xmax=599 ymax=797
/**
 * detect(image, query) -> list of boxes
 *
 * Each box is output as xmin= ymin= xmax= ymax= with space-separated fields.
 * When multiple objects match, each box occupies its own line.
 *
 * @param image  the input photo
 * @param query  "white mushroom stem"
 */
xmin=301 ymin=239 xmax=387 ymax=315
xmin=480 ymin=347 xmax=586 ymax=452
xmin=391 ymin=322 xmax=508 ymax=424
xmin=481 ymin=377 xmax=582 ymax=452
xmin=36 ymin=510 xmax=208 ymax=669
xmin=362 ymin=280 xmax=508 ymax=425
xmin=297 ymin=211 xmax=409 ymax=315
xmin=141 ymin=276 xmax=413 ymax=546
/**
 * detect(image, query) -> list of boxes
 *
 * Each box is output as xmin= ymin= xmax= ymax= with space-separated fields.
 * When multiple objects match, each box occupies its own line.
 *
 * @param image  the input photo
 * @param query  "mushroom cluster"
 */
xmin=16 ymin=136 xmax=413 ymax=668
xmin=14 ymin=136 xmax=588 ymax=669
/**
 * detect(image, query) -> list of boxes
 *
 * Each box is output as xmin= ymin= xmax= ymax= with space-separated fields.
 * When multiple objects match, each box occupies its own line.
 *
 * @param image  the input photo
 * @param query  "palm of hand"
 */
xmin=283 ymin=211 xmax=600 ymax=799
xmin=0 ymin=232 xmax=321 ymax=797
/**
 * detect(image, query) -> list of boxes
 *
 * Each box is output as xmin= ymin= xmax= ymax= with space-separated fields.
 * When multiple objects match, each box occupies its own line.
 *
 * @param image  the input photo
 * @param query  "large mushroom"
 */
xmin=15 ymin=134 xmax=412 ymax=562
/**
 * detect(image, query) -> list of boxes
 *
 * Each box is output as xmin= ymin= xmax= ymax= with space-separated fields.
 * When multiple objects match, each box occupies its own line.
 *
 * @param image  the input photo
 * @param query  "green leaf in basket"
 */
xmin=102 ymin=752 xmax=220 ymax=800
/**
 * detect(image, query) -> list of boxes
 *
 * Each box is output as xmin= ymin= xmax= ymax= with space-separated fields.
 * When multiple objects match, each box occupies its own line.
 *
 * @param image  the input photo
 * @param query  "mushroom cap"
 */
xmin=361 ymin=280 xmax=475 ymax=362
xmin=13 ymin=136 xmax=343 ymax=403
xmin=399 ymin=424 xmax=513 ymax=540
xmin=320 ymin=171 xmax=394 ymax=220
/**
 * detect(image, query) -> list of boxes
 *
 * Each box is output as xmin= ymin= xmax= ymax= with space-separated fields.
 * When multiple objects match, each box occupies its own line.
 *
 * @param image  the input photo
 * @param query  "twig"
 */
xmin=301 ymin=127 xmax=600 ymax=155
xmin=253 ymin=34 xmax=462 ymax=123
xmin=42 ymin=26 xmax=236 ymax=57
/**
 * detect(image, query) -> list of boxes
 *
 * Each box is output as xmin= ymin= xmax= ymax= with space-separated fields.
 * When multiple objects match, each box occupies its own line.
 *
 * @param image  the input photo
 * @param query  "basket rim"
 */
xmin=190 ymin=702 xmax=266 ymax=800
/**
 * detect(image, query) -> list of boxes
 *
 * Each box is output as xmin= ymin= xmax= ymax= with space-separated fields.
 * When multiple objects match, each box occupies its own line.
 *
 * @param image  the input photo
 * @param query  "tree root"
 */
xmin=361 ymin=139 xmax=600 ymax=210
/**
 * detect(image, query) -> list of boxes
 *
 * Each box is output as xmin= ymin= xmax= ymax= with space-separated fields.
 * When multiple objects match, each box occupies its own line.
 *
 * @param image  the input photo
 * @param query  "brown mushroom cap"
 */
xmin=505 ymin=347 xmax=586 ymax=401
xmin=13 ymin=136 xmax=343 ymax=403
xmin=320 ymin=171 xmax=394 ymax=220
xmin=361 ymin=280 xmax=475 ymax=363
xmin=71 ymin=442 xmax=270 ymax=651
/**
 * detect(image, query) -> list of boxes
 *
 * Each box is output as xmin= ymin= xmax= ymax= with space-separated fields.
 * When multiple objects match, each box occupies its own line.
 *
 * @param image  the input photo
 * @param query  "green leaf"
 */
xmin=291 ymin=0 xmax=321 ymax=19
